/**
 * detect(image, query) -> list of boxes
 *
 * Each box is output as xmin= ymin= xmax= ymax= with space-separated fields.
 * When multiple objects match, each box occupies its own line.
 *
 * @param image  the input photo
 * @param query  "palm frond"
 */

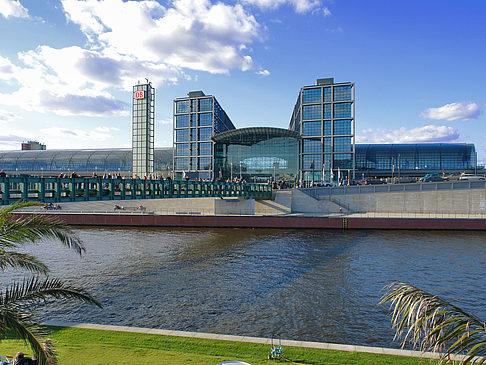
xmin=2 ymin=276 xmax=102 ymax=308
xmin=0 ymin=214 xmax=84 ymax=255
xmin=0 ymin=309 xmax=53 ymax=365
xmin=0 ymin=250 xmax=48 ymax=273
xmin=380 ymin=282 xmax=486 ymax=364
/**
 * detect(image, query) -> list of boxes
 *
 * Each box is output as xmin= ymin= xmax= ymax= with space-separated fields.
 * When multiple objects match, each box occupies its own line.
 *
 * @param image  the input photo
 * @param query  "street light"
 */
xmin=239 ymin=162 xmax=242 ymax=180
xmin=230 ymin=162 xmax=233 ymax=181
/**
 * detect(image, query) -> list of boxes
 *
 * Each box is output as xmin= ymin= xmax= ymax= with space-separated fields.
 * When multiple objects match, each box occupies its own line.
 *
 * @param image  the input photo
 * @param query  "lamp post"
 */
xmin=41 ymin=167 xmax=43 ymax=178
xmin=230 ymin=162 xmax=233 ymax=181
xmin=239 ymin=162 xmax=242 ymax=180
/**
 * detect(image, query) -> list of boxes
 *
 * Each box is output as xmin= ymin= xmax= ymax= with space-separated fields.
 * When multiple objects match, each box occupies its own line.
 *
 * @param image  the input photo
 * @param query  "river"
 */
xmin=2 ymin=227 xmax=485 ymax=349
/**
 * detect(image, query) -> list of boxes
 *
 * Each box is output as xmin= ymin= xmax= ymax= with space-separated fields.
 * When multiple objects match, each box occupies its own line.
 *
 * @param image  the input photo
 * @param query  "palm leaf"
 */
xmin=0 ymin=250 xmax=48 ymax=273
xmin=380 ymin=282 xmax=486 ymax=364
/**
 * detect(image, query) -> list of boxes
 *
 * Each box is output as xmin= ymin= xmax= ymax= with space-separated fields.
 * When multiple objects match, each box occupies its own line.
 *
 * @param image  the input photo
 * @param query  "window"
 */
xmin=175 ymin=115 xmax=189 ymax=128
xmin=323 ymin=104 xmax=331 ymax=119
xmin=334 ymin=85 xmax=352 ymax=101
xmin=303 ymin=154 xmax=322 ymax=169
xmin=334 ymin=137 xmax=352 ymax=152
xmin=333 ymin=120 xmax=352 ymax=135
xmin=198 ymin=128 xmax=212 ymax=141
xmin=190 ymin=114 xmax=197 ymax=127
xmin=175 ymin=100 xmax=189 ymax=114
xmin=176 ymin=129 xmax=189 ymax=142
xmin=303 ymin=105 xmax=321 ymax=120
xmin=334 ymin=103 xmax=352 ymax=118
xmin=175 ymin=143 xmax=189 ymax=156
xmin=324 ymin=137 xmax=331 ymax=152
xmin=323 ymin=120 xmax=331 ymax=135
xmin=198 ymin=98 xmax=212 ymax=112
xmin=199 ymin=113 xmax=212 ymax=126
xmin=190 ymin=128 xmax=197 ymax=141
xmin=198 ymin=157 xmax=212 ymax=170
xmin=303 ymin=139 xmax=321 ymax=153
xmin=199 ymin=142 xmax=212 ymax=155
xmin=323 ymin=87 xmax=331 ymax=102
xmin=175 ymin=157 xmax=189 ymax=170
xmin=333 ymin=153 xmax=352 ymax=169
xmin=302 ymin=88 xmax=321 ymax=104
xmin=302 ymin=121 xmax=321 ymax=136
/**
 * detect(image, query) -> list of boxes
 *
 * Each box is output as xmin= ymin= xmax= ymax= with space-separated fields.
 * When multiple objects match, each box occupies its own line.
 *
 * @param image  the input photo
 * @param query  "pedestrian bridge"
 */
xmin=0 ymin=176 xmax=272 ymax=205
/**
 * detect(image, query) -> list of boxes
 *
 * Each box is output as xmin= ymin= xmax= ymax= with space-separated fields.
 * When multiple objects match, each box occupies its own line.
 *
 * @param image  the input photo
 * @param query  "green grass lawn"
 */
xmin=0 ymin=326 xmax=438 ymax=365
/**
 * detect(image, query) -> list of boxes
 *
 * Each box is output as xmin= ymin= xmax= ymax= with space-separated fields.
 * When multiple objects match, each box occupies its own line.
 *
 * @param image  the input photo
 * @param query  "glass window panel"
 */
xmin=324 ymin=137 xmax=331 ymax=152
xmin=303 ymin=105 xmax=321 ymax=120
xmin=323 ymin=120 xmax=331 ymax=135
xmin=199 ymin=112 xmax=212 ymax=126
xmin=302 ymin=88 xmax=321 ymax=104
xmin=302 ymin=121 xmax=321 ymax=136
xmin=198 ymin=98 xmax=212 ymax=112
xmin=176 ymin=129 xmax=189 ymax=142
xmin=175 ymin=143 xmax=189 ymax=157
xmin=198 ymin=157 xmax=212 ymax=170
xmin=323 ymin=104 xmax=331 ymax=119
xmin=198 ymin=127 xmax=212 ymax=141
xmin=334 ymin=136 xmax=352 ymax=152
xmin=199 ymin=142 xmax=212 ymax=155
xmin=334 ymin=85 xmax=352 ymax=101
xmin=334 ymin=103 xmax=352 ymax=118
xmin=175 ymin=115 xmax=189 ymax=128
xmin=303 ymin=139 xmax=321 ymax=153
xmin=175 ymin=100 xmax=189 ymax=114
xmin=333 ymin=120 xmax=352 ymax=135
xmin=323 ymin=87 xmax=331 ymax=102
xmin=302 ymin=154 xmax=322 ymax=169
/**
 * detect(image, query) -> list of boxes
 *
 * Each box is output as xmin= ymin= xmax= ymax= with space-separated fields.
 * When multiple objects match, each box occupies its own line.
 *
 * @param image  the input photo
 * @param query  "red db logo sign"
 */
xmin=134 ymin=90 xmax=145 ymax=99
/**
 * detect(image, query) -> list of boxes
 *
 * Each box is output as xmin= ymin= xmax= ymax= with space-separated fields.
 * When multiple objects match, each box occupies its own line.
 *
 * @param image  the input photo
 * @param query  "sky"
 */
xmin=0 ymin=0 xmax=485 ymax=160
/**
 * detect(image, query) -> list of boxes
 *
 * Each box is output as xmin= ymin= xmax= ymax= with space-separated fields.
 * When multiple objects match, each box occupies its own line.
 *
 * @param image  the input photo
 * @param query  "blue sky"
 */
xmin=0 ymin=0 xmax=485 ymax=160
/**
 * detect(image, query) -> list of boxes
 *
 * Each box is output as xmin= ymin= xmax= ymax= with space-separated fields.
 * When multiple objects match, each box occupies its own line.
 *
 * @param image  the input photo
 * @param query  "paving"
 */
xmin=44 ymin=321 xmax=466 ymax=361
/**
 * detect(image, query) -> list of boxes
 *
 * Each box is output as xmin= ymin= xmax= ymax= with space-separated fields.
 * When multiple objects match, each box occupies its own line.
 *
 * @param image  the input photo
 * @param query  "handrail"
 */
xmin=0 ymin=177 xmax=272 ymax=205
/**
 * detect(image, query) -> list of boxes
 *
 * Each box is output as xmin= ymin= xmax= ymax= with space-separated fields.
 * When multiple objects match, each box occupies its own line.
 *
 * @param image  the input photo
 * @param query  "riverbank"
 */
xmin=0 ymin=324 xmax=440 ymax=364
xmin=15 ymin=211 xmax=486 ymax=230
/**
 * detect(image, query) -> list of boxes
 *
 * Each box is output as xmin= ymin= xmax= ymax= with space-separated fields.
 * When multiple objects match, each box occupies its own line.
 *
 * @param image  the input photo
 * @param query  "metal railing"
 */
xmin=0 ymin=177 xmax=272 ymax=205
xmin=303 ymin=180 xmax=486 ymax=198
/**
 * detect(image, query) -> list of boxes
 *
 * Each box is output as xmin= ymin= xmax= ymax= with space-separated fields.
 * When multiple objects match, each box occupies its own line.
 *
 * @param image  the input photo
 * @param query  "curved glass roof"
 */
xmin=212 ymin=127 xmax=301 ymax=146
xmin=0 ymin=148 xmax=173 ymax=172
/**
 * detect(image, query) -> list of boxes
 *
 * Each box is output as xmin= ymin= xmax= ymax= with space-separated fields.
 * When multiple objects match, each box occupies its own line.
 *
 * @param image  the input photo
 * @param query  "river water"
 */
xmin=2 ymin=227 xmax=485 ymax=349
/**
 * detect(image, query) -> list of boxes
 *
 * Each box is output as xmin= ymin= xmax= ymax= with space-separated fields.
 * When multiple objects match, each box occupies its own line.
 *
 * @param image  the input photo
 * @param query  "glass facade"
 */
xmin=0 ymin=149 xmax=173 ymax=175
xmin=132 ymin=82 xmax=154 ymax=177
xmin=173 ymin=91 xmax=235 ymax=179
xmin=355 ymin=144 xmax=477 ymax=175
xmin=289 ymin=78 xmax=355 ymax=183
xmin=213 ymin=127 xmax=300 ymax=183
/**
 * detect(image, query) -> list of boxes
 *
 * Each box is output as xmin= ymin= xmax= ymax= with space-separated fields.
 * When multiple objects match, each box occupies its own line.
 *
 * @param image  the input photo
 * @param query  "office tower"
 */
xmin=289 ymin=78 xmax=355 ymax=182
xmin=132 ymin=81 xmax=155 ymax=178
xmin=173 ymin=91 xmax=235 ymax=180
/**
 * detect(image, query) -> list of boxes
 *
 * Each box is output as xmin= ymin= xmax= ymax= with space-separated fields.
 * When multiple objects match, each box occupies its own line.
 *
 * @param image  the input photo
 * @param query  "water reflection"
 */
xmin=1 ymin=227 xmax=485 ymax=348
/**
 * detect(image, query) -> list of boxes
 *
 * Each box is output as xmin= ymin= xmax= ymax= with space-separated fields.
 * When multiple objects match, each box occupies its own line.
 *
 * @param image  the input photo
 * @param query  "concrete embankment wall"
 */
xmin=290 ymin=186 xmax=486 ymax=215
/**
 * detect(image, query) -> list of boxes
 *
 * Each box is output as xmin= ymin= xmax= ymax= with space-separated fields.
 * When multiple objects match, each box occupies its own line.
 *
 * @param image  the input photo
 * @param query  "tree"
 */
xmin=0 ymin=202 xmax=102 ymax=365
xmin=380 ymin=282 xmax=486 ymax=364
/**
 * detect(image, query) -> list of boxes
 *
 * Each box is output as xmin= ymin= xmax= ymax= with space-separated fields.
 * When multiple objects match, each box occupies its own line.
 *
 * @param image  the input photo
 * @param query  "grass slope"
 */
xmin=0 ymin=326 xmax=437 ymax=364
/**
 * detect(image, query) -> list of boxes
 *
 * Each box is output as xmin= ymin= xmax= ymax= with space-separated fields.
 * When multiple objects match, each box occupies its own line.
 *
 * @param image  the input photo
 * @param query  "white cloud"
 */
xmin=256 ymin=69 xmax=270 ymax=76
xmin=242 ymin=0 xmax=321 ymax=13
xmin=357 ymin=125 xmax=460 ymax=143
xmin=158 ymin=118 xmax=173 ymax=125
xmin=0 ymin=0 xmax=264 ymax=117
xmin=0 ymin=109 xmax=18 ymax=122
xmin=61 ymin=0 xmax=260 ymax=73
xmin=420 ymin=102 xmax=482 ymax=121
xmin=0 ymin=0 xmax=29 ymax=19
xmin=40 ymin=126 xmax=117 ymax=141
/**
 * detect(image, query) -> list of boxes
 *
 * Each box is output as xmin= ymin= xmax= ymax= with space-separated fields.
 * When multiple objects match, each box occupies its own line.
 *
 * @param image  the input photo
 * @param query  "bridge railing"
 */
xmin=303 ymin=180 xmax=486 ymax=198
xmin=0 ymin=177 xmax=272 ymax=205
